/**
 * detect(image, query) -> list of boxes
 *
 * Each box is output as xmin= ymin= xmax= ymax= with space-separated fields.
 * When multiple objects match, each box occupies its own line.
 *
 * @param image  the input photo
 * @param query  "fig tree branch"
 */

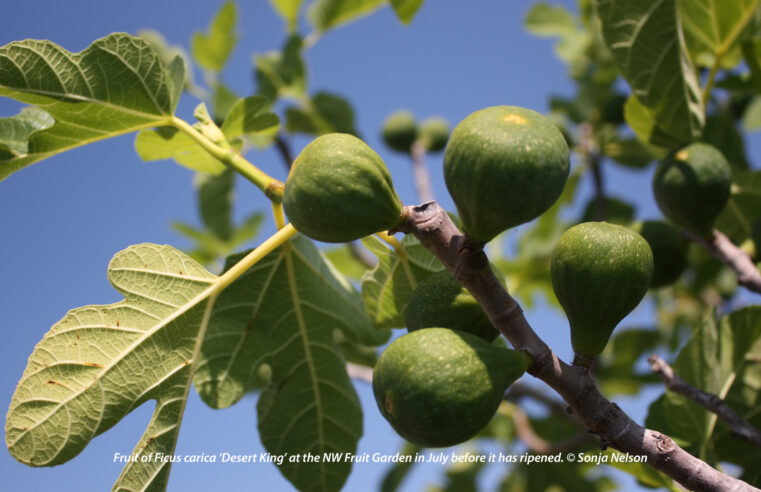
xmin=410 ymin=141 xmax=435 ymax=203
xmin=395 ymin=201 xmax=758 ymax=492
xmin=509 ymin=404 xmax=590 ymax=454
xmin=687 ymin=229 xmax=761 ymax=294
xmin=275 ymin=134 xmax=295 ymax=170
xmin=648 ymin=355 xmax=761 ymax=449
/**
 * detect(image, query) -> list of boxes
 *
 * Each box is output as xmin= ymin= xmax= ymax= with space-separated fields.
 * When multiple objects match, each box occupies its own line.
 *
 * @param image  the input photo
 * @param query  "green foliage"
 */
xmin=716 ymin=169 xmax=761 ymax=243
xmin=551 ymin=222 xmax=653 ymax=362
xmin=372 ymin=328 xmax=527 ymax=447
xmin=0 ymin=34 xmax=182 ymax=180
xmin=283 ymin=133 xmax=403 ymax=242
xmin=286 ymin=92 xmax=358 ymax=136
xmin=5 ymin=244 xmax=218 ymax=490
xmin=653 ymin=143 xmax=732 ymax=237
xmin=309 ymin=0 xmax=387 ymax=32
xmin=405 ymin=270 xmax=499 ymax=341
xmin=444 ymin=106 xmax=570 ymax=243
xmin=390 ymin=0 xmax=425 ymax=24
xmin=646 ymin=307 xmax=761 ymax=481
xmin=270 ymin=0 xmax=306 ymax=32
xmin=192 ymin=1 xmax=238 ymax=72
xmin=597 ymin=0 xmax=705 ymax=143
xmin=255 ymin=35 xmax=306 ymax=101
xmin=361 ymin=234 xmax=444 ymax=329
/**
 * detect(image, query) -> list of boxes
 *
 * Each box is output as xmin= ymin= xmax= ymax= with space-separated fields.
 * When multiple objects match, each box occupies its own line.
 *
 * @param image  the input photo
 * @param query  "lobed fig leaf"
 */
xmin=372 ymin=328 xmax=527 ymax=447
xmin=444 ymin=106 xmax=570 ymax=243
xmin=631 ymin=220 xmax=689 ymax=288
xmin=405 ymin=270 xmax=499 ymax=341
xmin=283 ymin=133 xmax=403 ymax=242
xmin=551 ymin=222 xmax=653 ymax=366
xmin=381 ymin=110 xmax=418 ymax=153
xmin=652 ymin=142 xmax=731 ymax=238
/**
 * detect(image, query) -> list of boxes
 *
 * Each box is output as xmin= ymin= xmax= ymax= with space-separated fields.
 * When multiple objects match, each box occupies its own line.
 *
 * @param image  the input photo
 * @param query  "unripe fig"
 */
xmin=631 ymin=220 xmax=689 ymax=288
xmin=373 ymin=328 xmax=527 ymax=447
xmin=283 ymin=133 xmax=403 ymax=242
xmin=419 ymin=116 xmax=450 ymax=153
xmin=652 ymin=143 xmax=731 ymax=238
xmin=551 ymin=222 xmax=653 ymax=366
xmin=382 ymin=110 xmax=418 ymax=153
xmin=444 ymin=106 xmax=570 ymax=243
xmin=405 ymin=270 xmax=499 ymax=342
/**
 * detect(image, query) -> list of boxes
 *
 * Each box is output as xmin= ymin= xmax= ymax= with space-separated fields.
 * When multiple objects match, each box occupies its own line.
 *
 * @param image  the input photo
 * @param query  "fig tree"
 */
xmin=419 ymin=116 xmax=450 ymax=153
xmin=373 ymin=328 xmax=527 ymax=447
xmin=551 ymin=222 xmax=653 ymax=367
xmin=382 ymin=110 xmax=418 ymax=153
xmin=652 ymin=143 xmax=731 ymax=238
xmin=405 ymin=270 xmax=499 ymax=342
xmin=631 ymin=220 xmax=689 ymax=288
xmin=283 ymin=133 xmax=403 ymax=242
xmin=444 ymin=106 xmax=570 ymax=243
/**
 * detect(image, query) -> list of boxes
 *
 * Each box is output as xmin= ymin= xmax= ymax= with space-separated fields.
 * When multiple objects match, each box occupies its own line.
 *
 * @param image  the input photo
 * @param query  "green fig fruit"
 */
xmin=652 ymin=143 xmax=731 ymax=238
xmin=419 ymin=116 xmax=450 ymax=153
xmin=373 ymin=328 xmax=527 ymax=447
xmin=444 ymin=106 xmax=570 ymax=243
xmin=405 ymin=270 xmax=499 ymax=342
xmin=382 ymin=110 xmax=418 ymax=153
xmin=551 ymin=222 xmax=653 ymax=366
xmin=283 ymin=133 xmax=403 ymax=242
xmin=631 ymin=220 xmax=689 ymax=288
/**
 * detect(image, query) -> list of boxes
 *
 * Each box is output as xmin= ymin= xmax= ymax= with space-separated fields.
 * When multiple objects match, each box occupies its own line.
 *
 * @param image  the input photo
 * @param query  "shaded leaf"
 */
xmin=380 ymin=442 xmax=421 ymax=492
xmin=742 ymin=96 xmax=761 ymax=130
xmin=255 ymin=35 xmax=306 ymax=101
xmin=0 ymin=34 xmax=179 ymax=180
xmin=702 ymin=112 xmax=750 ymax=170
xmin=361 ymin=234 xmax=443 ymax=329
xmin=324 ymin=245 xmax=371 ymax=280
xmin=172 ymin=213 xmax=264 ymax=269
xmin=595 ymin=328 xmax=661 ymax=395
xmin=623 ymin=94 xmax=684 ymax=149
xmin=0 ymin=107 xmax=54 ymax=161
xmin=596 ymin=0 xmax=705 ymax=143
xmin=715 ymin=170 xmax=761 ymax=243
xmin=198 ymin=168 xmax=235 ymax=241
xmin=390 ymin=0 xmax=424 ymax=24
xmin=5 ymin=244 xmax=219 ymax=491
xmin=286 ymin=92 xmax=357 ymax=136
xmin=192 ymin=1 xmax=238 ymax=72
xmin=309 ymin=0 xmax=387 ymax=31
xmin=194 ymin=235 xmax=387 ymax=491
xmin=212 ymin=83 xmax=239 ymax=122
xmin=603 ymin=137 xmax=657 ymax=168
xmin=220 ymin=95 xmax=280 ymax=140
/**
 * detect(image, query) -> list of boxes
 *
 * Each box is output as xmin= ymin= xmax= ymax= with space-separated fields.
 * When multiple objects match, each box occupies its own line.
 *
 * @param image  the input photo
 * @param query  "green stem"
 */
xmin=702 ymin=0 xmax=761 ymax=104
xmin=215 ymin=223 xmax=297 ymax=293
xmin=171 ymin=116 xmax=285 ymax=202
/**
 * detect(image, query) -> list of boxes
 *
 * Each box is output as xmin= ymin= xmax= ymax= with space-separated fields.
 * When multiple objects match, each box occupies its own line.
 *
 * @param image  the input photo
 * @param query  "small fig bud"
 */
xmin=444 ymin=106 xmax=570 ymax=243
xmin=418 ymin=116 xmax=450 ymax=153
xmin=652 ymin=143 xmax=731 ymax=238
xmin=373 ymin=328 xmax=527 ymax=447
xmin=405 ymin=270 xmax=499 ymax=342
xmin=283 ymin=133 xmax=403 ymax=242
xmin=551 ymin=222 xmax=653 ymax=366
xmin=381 ymin=110 xmax=418 ymax=153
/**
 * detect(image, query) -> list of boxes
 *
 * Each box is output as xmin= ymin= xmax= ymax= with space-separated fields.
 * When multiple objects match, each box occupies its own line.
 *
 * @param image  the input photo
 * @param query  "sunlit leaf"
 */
xmin=5 ymin=244 xmax=219 ymax=491
xmin=286 ymin=92 xmax=357 ymax=136
xmin=0 ymin=34 xmax=180 ymax=180
xmin=390 ymin=0 xmax=424 ymax=24
xmin=270 ymin=0 xmax=306 ymax=32
xmin=255 ymin=35 xmax=306 ymax=101
xmin=192 ymin=1 xmax=238 ymax=72
xmin=715 ymin=170 xmax=761 ymax=243
xmin=309 ymin=0 xmax=387 ymax=31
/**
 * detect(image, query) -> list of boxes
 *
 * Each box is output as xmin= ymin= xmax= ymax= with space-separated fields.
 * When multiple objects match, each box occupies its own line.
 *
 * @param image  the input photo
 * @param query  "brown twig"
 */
xmin=504 ymin=381 xmax=571 ymax=419
xmin=275 ymin=134 xmax=294 ymax=170
xmin=348 ymin=241 xmax=377 ymax=269
xmin=410 ymin=141 xmax=434 ymax=203
xmin=393 ymin=201 xmax=758 ymax=492
xmin=511 ymin=404 xmax=590 ymax=454
xmin=687 ymin=229 xmax=761 ymax=294
xmin=346 ymin=362 xmax=374 ymax=384
xmin=648 ymin=355 xmax=761 ymax=448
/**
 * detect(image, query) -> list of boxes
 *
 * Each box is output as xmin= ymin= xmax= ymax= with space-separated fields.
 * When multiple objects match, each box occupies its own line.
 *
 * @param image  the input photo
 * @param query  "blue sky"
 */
xmin=1 ymin=1 xmax=759 ymax=491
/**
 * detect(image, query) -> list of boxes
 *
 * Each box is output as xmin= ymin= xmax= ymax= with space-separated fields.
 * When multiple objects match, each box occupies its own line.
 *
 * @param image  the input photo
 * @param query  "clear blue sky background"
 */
xmin=1 ymin=1 xmax=759 ymax=491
